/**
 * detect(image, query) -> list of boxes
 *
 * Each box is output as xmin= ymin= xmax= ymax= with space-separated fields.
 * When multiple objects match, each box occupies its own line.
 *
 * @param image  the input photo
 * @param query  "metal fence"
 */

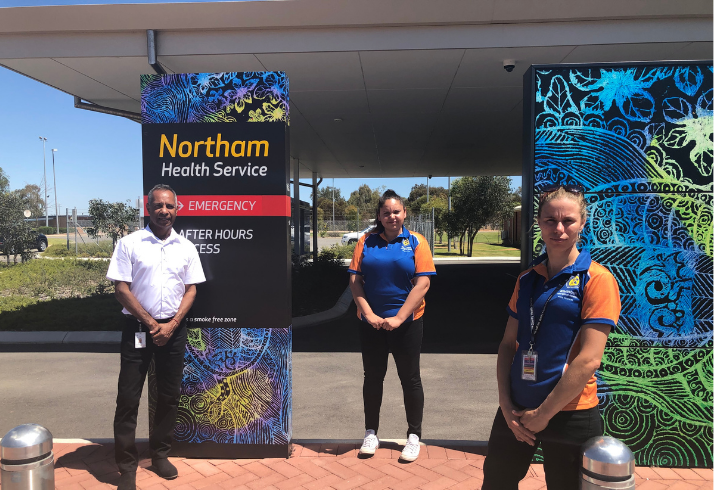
xmin=405 ymin=214 xmax=435 ymax=255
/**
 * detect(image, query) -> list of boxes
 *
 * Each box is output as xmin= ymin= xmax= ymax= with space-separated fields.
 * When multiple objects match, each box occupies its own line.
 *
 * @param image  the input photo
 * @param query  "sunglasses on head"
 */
xmin=539 ymin=184 xmax=584 ymax=200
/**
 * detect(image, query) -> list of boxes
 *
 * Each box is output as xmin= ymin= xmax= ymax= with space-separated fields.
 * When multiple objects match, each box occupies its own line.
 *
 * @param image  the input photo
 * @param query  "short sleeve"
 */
xmin=582 ymin=269 xmax=621 ymax=328
xmin=507 ymin=277 xmax=520 ymax=318
xmin=183 ymin=242 xmax=206 ymax=285
xmin=348 ymin=234 xmax=366 ymax=275
xmin=413 ymin=234 xmax=436 ymax=276
xmin=106 ymin=238 xmax=133 ymax=282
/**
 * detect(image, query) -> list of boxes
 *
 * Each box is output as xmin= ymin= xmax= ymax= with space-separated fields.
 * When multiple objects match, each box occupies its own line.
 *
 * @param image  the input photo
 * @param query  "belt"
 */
xmin=125 ymin=314 xmax=178 ymax=326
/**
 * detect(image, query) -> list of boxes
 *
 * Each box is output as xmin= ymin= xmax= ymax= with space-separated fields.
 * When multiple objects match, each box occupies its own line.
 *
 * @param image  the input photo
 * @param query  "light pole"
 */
xmin=332 ymin=177 xmax=335 ymax=229
xmin=52 ymin=149 xmax=59 ymax=234
xmin=39 ymin=137 xmax=48 ymax=227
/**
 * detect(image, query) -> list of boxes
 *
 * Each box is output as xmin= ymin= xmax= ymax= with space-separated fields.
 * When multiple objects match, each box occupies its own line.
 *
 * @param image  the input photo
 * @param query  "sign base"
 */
xmin=171 ymin=442 xmax=292 ymax=459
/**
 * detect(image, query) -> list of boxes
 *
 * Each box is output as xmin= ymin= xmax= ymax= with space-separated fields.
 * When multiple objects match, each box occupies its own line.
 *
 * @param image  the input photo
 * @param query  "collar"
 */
xmin=531 ymin=249 xmax=591 ymax=279
xmin=379 ymin=226 xmax=410 ymax=243
xmin=143 ymin=224 xmax=179 ymax=244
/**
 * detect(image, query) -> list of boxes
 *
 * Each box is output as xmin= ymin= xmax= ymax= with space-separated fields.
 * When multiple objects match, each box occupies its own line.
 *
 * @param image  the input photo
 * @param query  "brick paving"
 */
xmin=12 ymin=441 xmax=712 ymax=490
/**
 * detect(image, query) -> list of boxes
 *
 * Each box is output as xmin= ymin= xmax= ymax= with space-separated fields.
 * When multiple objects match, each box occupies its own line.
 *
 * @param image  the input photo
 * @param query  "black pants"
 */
xmin=482 ymin=405 xmax=603 ymax=490
xmin=114 ymin=317 xmax=187 ymax=474
xmin=359 ymin=317 xmax=424 ymax=439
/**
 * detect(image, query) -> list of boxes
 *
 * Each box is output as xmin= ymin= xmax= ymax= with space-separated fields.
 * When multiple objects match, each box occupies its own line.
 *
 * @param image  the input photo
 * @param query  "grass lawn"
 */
xmin=434 ymin=230 xmax=520 ymax=257
xmin=1 ymin=255 xmax=348 ymax=331
xmin=43 ymin=238 xmax=113 ymax=258
xmin=0 ymin=259 xmax=122 ymax=331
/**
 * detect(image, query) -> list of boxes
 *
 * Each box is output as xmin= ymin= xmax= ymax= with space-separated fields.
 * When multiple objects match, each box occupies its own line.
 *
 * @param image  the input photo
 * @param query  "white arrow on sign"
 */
xmin=177 ymin=200 xmax=184 ymax=211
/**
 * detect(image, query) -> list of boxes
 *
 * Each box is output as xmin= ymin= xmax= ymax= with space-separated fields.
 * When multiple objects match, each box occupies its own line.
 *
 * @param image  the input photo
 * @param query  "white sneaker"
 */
xmin=359 ymin=430 xmax=379 ymax=455
xmin=400 ymin=434 xmax=421 ymax=462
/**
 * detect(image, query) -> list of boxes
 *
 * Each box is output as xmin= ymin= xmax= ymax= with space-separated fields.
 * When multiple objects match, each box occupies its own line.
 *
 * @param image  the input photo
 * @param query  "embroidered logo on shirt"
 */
xmin=568 ymin=275 xmax=580 ymax=287
xmin=402 ymin=239 xmax=410 ymax=246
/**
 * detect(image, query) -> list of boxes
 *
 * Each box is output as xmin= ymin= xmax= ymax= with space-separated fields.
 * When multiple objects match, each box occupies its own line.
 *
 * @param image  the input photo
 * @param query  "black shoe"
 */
xmin=117 ymin=471 xmax=136 ymax=490
xmin=152 ymin=458 xmax=178 ymax=480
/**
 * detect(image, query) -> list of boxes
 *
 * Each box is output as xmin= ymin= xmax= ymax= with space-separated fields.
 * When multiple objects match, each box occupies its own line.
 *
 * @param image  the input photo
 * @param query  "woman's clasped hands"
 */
xmin=363 ymin=312 xmax=403 ymax=330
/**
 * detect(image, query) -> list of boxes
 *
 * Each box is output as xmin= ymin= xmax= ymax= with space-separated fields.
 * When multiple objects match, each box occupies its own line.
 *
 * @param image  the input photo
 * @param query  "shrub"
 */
xmin=44 ymin=241 xmax=113 ymax=258
xmin=320 ymin=243 xmax=356 ymax=260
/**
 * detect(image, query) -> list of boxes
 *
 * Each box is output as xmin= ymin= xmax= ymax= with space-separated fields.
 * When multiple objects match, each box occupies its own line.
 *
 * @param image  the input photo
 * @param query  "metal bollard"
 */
xmin=1 ymin=424 xmax=55 ymax=490
xmin=581 ymin=436 xmax=635 ymax=490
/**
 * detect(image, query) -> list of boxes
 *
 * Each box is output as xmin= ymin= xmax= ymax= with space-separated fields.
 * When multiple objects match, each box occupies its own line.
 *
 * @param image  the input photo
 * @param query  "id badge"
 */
xmin=135 ymin=331 xmax=147 ymax=349
xmin=521 ymin=350 xmax=538 ymax=381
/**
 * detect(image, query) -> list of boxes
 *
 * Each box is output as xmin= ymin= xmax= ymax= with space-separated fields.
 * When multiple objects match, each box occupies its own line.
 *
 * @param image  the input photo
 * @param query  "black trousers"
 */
xmin=482 ymin=405 xmax=603 ymax=490
xmin=114 ymin=317 xmax=187 ymax=474
xmin=359 ymin=317 xmax=424 ymax=439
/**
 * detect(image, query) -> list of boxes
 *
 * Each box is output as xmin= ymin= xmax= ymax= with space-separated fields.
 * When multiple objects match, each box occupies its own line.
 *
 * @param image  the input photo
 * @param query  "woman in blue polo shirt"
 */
xmin=348 ymin=189 xmax=436 ymax=462
xmin=482 ymin=185 xmax=621 ymax=490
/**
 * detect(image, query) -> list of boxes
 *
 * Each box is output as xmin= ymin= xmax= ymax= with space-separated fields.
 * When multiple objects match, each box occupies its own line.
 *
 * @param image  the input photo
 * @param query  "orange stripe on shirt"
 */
xmin=348 ymin=233 xmax=369 ymax=274
xmin=412 ymin=232 xmax=436 ymax=275
xmin=562 ymin=261 xmax=621 ymax=410
xmin=410 ymin=232 xmax=435 ymax=320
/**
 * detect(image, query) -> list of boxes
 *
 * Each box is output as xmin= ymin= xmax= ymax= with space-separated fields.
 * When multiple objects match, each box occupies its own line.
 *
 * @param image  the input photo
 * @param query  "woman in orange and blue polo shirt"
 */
xmin=348 ymin=189 xmax=436 ymax=462
xmin=482 ymin=185 xmax=621 ymax=490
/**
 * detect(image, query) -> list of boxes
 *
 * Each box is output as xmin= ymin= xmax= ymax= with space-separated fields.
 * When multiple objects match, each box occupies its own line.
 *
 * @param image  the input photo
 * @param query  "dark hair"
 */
xmin=372 ymin=189 xmax=406 ymax=234
xmin=147 ymin=184 xmax=177 ymax=206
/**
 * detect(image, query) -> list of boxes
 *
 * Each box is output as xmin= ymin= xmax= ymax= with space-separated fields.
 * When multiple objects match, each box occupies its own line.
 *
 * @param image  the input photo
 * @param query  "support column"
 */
xmin=312 ymin=172 xmax=318 ymax=262
xmin=293 ymin=159 xmax=301 ymax=257
xmin=447 ymin=176 xmax=451 ymax=253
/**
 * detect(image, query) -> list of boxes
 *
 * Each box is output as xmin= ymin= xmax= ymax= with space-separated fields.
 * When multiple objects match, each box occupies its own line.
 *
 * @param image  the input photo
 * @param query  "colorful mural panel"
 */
xmin=175 ymin=327 xmax=292 ymax=445
xmin=527 ymin=62 xmax=713 ymax=467
xmin=141 ymin=72 xmax=289 ymax=125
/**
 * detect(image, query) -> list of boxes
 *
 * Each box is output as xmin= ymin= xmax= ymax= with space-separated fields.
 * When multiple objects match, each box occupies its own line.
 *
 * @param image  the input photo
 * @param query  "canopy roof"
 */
xmin=0 ymin=0 xmax=711 ymax=178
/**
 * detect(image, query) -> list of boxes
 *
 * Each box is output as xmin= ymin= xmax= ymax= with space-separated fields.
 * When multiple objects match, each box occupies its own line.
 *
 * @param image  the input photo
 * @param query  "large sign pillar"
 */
xmin=142 ymin=72 xmax=292 ymax=458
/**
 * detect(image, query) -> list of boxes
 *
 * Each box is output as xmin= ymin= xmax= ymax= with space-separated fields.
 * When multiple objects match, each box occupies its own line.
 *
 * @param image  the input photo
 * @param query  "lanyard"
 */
xmin=528 ymin=273 xmax=572 ymax=353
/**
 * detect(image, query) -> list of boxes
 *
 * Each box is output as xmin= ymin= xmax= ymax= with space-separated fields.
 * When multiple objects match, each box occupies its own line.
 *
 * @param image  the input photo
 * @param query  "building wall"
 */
xmin=526 ymin=62 xmax=713 ymax=467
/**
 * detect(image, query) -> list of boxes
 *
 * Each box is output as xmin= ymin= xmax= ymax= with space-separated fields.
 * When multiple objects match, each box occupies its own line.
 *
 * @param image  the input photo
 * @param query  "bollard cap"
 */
xmin=582 ymin=436 xmax=634 ymax=478
xmin=1 ymin=424 xmax=53 ymax=462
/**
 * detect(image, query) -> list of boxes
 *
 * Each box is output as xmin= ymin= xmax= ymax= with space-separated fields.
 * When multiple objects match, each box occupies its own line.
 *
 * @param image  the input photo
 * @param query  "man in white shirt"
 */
xmin=107 ymin=184 xmax=205 ymax=490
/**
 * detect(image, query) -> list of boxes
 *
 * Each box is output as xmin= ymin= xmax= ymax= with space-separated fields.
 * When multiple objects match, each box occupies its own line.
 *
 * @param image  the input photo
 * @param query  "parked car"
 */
xmin=0 ymin=232 xmax=48 ymax=253
xmin=341 ymin=226 xmax=374 ymax=245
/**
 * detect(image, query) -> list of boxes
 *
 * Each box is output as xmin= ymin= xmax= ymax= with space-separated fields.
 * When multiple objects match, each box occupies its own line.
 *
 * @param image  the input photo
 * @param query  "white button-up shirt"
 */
xmin=107 ymin=226 xmax=206 ymax=319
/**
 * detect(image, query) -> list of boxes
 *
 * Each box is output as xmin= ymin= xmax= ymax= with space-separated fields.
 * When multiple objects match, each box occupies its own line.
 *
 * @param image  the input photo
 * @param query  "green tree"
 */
xmin=344 ymin=204 xmax=359 ymax=231
xmin=406 ymin=183 xmax=448 ymax=215
xmin=0 ymin=192 xmax=36 ymax=263
xmin=0 ymin=167 xmax=9 ymax=194
xmin=314 ymin=186 xmax=346 ymax=221
xmin=12 ymin=184 xmax=45 ymax=221
xmin=450 ymin=176 xmax=513 ymax=256
xmin=347 ymin=184 xmax=384 ymax=216
xmin=316 ymin=207 xmax=328 ymax=237
xmin=419 ymin=196 xmax=448 ymax=243
xmin=511 ymin=186 xmax=522 ymax=205
xmin=86 ymin=199 xmax=139 ymax=250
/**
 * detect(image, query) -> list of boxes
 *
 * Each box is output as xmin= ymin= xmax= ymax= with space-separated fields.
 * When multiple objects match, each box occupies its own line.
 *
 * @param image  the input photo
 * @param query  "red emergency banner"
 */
xmin=143 ymin=195 xmax=291 ymax=217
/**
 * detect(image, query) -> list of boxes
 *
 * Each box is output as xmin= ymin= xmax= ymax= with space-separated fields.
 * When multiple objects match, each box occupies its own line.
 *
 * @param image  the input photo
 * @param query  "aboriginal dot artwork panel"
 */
xmin=141 ymin=72 xmax=289 ymax=124
xmin=527 ymin=63 xmax=713 ymax=467
xmin=142 ymin=72 xmax=292 ymax=449
xmin=178 ymin=328 xmax=291 ymax=445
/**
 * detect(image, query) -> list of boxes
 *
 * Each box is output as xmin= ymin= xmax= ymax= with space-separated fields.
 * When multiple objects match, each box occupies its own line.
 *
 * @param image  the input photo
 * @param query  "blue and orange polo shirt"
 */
xmin=348 ymin=226 xmax=436 ymax=321
xmin=507 ymin=250 xmax=621 ymax=411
